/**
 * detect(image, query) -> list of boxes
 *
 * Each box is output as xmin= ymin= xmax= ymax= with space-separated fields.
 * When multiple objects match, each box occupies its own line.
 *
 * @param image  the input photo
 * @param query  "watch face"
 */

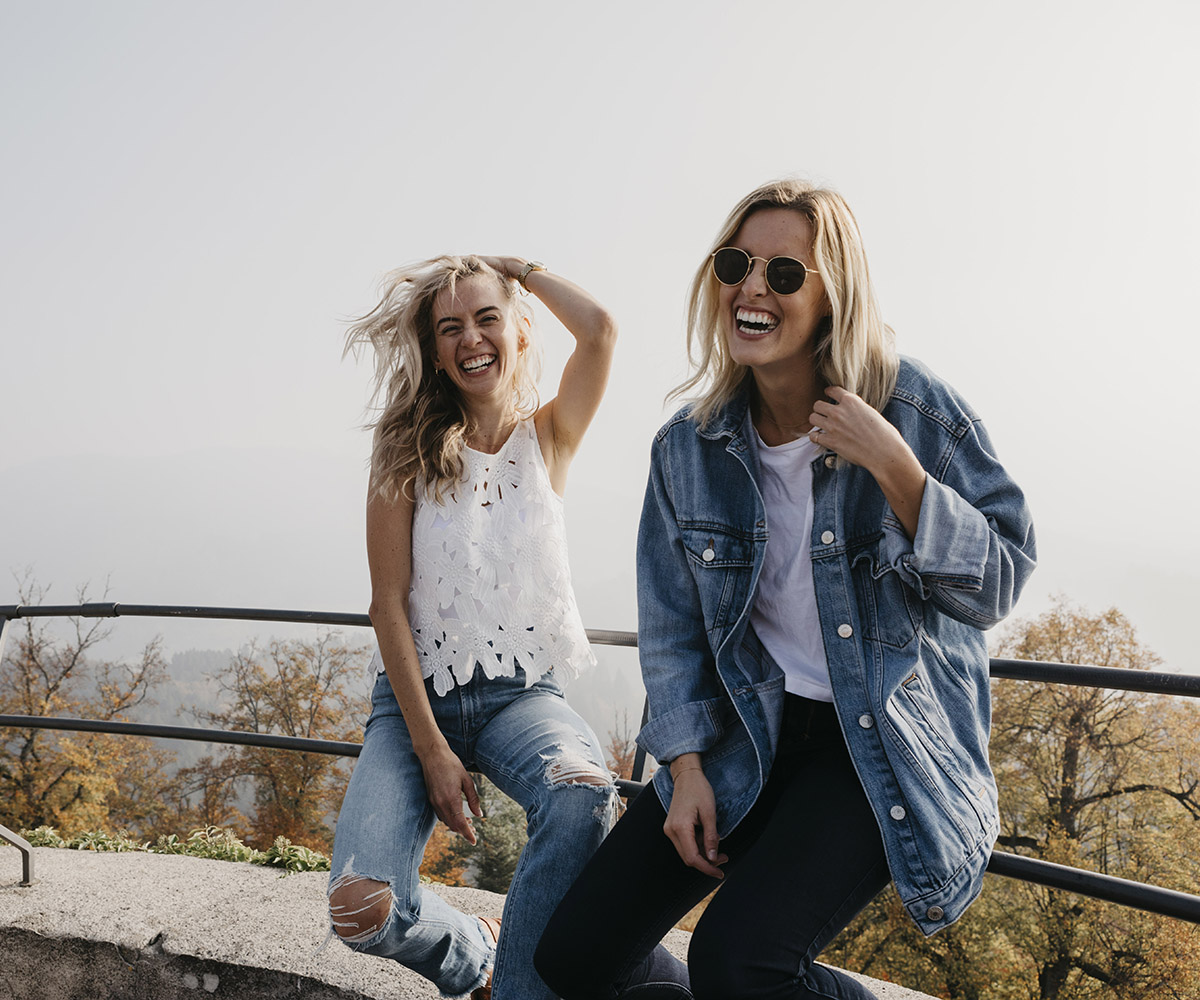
xmin=519 ymin=262 xmax=545 ymax=287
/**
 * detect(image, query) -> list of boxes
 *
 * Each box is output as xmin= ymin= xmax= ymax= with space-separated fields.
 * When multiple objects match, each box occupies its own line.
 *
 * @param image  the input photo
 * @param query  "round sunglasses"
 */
xmin=710 ymin=247 xmax=818 ymax=296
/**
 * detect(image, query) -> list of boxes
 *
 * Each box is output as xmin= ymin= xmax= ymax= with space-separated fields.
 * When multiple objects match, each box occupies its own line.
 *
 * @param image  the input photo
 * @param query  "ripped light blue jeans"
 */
xmin=328 ymin=668 xmax=616 ymax=999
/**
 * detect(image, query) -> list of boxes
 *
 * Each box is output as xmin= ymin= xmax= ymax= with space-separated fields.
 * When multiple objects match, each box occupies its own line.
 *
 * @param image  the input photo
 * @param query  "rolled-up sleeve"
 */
xmin=635 ymin=433 xmax=728 ymax=763
xmin=881 ymin=416 xmax=1036 ymax=630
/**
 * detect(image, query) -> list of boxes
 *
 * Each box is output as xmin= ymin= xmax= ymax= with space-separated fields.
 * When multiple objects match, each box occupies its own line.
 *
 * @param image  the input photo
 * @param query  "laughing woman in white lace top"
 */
xmin=328 ymin=255 xmax=618 ymax=1000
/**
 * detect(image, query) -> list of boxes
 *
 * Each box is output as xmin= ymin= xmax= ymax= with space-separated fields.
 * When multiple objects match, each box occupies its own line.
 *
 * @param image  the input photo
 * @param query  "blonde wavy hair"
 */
xmin=674 ymin=179 xmax=898 ymax=426
xmin=345 ymin=255 xmax=542 ymax=503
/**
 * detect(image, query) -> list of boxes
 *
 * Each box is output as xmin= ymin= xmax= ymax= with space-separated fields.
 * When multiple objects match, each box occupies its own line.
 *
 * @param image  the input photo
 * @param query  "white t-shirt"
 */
xmin=749 ymin=423 xmax=833 ymax=702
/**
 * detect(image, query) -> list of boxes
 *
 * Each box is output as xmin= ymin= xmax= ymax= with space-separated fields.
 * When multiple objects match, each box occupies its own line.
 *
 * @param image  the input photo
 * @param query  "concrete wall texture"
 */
xmin=0 ymin=847 xmax=937 ymax=999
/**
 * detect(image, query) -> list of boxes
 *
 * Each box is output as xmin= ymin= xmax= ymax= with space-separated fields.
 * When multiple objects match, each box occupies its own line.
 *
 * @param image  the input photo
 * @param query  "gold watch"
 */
xmin=516 ymin=260 xmax=546 ymax=290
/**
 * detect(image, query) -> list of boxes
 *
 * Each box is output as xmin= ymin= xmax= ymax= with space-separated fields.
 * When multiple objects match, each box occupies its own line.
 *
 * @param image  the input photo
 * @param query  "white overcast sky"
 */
xmin=2 ymin=0 xmax=1198 ymax=678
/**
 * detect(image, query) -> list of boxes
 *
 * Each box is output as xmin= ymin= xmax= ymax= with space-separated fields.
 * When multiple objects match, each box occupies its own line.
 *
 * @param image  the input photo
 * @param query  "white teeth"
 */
xmin=461 ymin=355 xmax=496 ymax=372
xmin=736 ymin=308 xmax=778 ymax=331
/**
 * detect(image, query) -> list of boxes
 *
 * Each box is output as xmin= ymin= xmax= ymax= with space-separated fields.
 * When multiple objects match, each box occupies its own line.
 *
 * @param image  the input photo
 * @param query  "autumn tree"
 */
xmin=605 ymin=709 xmax=639 ymax=782
xmin=986 ymin=599 xmax=1200 ymax=999
xmin=178 ymin=633 xmax=370 ymax=854
xmin=825 ymin=598 xmax=1200 ymax=1000
xmin=0 ymin=576 xmax=174 ymax=838
xmin=419 ymin=821 xmax=469 ymax=886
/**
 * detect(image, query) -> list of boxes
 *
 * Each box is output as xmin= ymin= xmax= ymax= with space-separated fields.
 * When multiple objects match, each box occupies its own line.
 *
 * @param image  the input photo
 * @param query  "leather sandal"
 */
xmin=470 ymin=917 xmax=501 ymax=1000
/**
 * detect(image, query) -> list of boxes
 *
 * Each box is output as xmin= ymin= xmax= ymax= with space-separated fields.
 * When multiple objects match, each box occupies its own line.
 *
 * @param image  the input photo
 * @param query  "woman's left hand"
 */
xmin=809 ymin=387 xmax=927 ymax=540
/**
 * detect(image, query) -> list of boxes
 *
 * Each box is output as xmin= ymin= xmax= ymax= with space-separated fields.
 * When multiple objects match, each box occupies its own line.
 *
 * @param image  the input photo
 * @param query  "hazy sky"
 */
xmin=3 ymin=1 xmax=1198 ymax=682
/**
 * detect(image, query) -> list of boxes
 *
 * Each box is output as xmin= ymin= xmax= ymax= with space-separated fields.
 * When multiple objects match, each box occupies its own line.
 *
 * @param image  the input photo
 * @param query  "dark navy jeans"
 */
xmin=535 ymin=694 xmax=890 ymax=1000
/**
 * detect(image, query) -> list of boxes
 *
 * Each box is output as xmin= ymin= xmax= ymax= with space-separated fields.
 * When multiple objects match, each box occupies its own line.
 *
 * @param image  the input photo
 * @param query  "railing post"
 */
xmin=0 ymin=824 xmax=36 ymax=886
xmin=631 ymin=697 xmax=651 ymax=784
xmin=2 ymin=611 xmax=34 ymax=886
xmin=0 ymin=609 xmax=15 ymax=667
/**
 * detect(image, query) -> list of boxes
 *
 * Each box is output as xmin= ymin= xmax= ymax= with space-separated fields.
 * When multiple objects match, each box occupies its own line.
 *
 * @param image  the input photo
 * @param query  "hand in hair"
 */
xmin=808 ymin=386 xmax=927 ymax=541
xmin=476 ymin=256 xmax=523 ymax=283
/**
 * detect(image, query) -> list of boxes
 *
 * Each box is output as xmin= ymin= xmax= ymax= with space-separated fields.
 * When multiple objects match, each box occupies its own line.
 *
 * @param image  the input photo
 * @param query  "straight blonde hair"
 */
xmin=345 ymin=255 xmax=542 ymax=502
xmin=675 ymin=179 xmax=898 ymax=425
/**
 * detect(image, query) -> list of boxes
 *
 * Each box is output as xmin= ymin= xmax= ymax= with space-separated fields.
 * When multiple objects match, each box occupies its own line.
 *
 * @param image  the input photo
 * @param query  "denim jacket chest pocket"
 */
xmin=679 ymin=522 xmax=756 ymax=635
xmin=848 ymin=516 xmax=924 ymax=650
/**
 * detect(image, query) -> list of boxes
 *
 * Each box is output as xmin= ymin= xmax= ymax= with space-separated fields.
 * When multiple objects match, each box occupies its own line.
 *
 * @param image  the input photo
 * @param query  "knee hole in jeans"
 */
xmin=541 ymin=749 xmax=614 ymax=789
xmin=328 ymin=873 xmax=394 ymax=944
xmin=541 ymin=751 xmax=619 ymax=827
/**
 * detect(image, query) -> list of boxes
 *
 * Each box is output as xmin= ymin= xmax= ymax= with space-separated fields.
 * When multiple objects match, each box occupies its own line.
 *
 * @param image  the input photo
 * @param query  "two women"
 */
xmin=536 ymin=180 xmax=1036 ymax=999
xmin=333 ymin=178 xmax=1035 ymax=1000
xmin=329 ymin=255 xmax=618 ymax=1000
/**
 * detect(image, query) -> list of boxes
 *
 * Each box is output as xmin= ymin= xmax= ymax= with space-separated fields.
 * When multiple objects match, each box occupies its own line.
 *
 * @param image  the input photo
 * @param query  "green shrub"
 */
xmin=17 ymin=824 xmax=331 ymax=873
xmin=20 ymin=826 xmax=66 ymax=848
xmin=260 ymin=836 xmax=330 ymax=873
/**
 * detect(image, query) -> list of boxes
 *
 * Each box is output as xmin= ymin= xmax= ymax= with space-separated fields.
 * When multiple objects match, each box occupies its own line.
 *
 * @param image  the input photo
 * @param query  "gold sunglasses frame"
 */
xmin=710 ymin=247 xmax=819 ymax=295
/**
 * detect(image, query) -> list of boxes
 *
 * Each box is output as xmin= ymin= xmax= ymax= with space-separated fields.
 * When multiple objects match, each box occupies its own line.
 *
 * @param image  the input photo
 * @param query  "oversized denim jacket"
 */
xmin=635 ymin=356 xmax=1036 ymax=935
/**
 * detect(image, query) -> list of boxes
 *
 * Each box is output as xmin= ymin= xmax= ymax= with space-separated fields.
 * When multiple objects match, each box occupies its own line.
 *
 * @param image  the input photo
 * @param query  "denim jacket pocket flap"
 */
xmin=680 ymin=525 xmax=755 ymax=568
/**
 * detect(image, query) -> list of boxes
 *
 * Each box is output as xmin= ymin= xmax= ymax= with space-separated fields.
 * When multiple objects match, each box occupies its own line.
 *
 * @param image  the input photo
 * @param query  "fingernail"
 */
xmin=707 ymin=849 xmax=717 ymax=861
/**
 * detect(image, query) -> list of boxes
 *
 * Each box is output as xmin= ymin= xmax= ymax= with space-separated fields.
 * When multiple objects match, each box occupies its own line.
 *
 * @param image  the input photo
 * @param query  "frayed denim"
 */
xmin=329 ymin=669 xmax=616 ymax=999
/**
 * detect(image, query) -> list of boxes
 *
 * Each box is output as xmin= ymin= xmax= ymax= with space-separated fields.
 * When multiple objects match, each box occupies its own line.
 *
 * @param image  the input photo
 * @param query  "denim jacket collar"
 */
xmin=695 ymin=389 xmax=751 ymax=441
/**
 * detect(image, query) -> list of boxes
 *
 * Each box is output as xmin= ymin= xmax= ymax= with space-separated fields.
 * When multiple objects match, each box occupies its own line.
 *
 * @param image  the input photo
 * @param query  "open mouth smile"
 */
xmin=460 ymin=354 xmax=497 ymax=373
xmin=735 ymin=307 xmax=779 ymax=336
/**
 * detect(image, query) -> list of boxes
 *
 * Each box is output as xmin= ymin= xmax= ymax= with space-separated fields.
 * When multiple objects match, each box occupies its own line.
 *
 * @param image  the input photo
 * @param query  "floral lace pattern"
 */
xmin=380 ymin=418 xmax=595 ymax=695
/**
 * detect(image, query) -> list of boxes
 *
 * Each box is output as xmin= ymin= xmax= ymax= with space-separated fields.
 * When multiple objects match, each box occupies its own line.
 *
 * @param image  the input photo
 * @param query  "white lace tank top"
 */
xmin=375 ymin=417 xmax=595 ymax=696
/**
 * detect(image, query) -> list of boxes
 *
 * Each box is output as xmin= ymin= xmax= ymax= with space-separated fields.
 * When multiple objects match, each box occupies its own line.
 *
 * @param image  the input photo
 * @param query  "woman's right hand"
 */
xmin=663 ymin=761 xmax=728 ymax=878
xmin=419 ymin=743 xmax=483 ymax=845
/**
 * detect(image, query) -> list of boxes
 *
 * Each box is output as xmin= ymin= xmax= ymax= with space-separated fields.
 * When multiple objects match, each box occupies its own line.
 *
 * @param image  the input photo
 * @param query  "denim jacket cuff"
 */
xmin=886 ymin=476 xmax=989 ymax=596
xmin=636 ymin=698 xmax=725 ymax=764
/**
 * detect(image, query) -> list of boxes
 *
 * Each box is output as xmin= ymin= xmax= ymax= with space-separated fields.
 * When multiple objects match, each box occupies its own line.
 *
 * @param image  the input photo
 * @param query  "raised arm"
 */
xmin=479 ymin=256 xmax=617 ymax=492
xmin=366 ymin=487 xmax=482 ymax=843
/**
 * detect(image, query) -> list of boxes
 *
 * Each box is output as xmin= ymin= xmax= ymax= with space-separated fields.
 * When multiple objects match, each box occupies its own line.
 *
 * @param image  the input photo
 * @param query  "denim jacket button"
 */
xmin=837 ymin=623 xmax=853 ymax=638
xmin=858 ymin=714 xmax=874 ymax=729
xmin=701 ymin=547 xmax=715 ymax=562
xmin=820 ymin=530 xmax=835 ymax=544
xmin=926 ymin=905 xmax=944 ymax=921
xmin=890 ymin=805 xmax=906 ymax=821
xmin=824 ymin=455 xmax=836 ymax=469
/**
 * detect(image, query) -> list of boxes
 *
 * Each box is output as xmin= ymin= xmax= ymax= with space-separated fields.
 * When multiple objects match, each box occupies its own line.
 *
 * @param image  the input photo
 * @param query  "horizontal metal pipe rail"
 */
xmin=0 ymin=714 xmax=647 ymax=801
xmin=3 ymin=602 xmax=1198 ymax=925
xmin=3 ymin=601 xmax=1197 ymax=696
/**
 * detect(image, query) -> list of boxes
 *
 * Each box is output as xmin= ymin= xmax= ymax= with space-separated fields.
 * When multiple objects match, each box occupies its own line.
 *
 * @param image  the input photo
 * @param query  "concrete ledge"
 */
xmin=1 ymin=847 xmax=936 ymax=999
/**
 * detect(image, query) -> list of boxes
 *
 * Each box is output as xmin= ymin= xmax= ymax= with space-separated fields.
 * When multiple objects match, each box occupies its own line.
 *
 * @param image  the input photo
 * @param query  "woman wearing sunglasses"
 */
xmin=328 ymin=255 xmax=618 ymax=1000
xmin=536 ymin=179 xmax=1036 ymax=999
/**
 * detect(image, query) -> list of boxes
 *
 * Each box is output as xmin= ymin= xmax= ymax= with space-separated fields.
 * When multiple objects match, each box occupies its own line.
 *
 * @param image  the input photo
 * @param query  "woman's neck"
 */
xmin=464 ymin=399 xmax=519 ymax=454
xmin=750 ymin=369 xmax=824 ymax=447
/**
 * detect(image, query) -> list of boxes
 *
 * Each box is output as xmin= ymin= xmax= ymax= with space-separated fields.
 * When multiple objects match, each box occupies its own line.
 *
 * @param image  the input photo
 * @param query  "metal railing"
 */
xmin=2 ymin=601 xmax=1199 ymax=924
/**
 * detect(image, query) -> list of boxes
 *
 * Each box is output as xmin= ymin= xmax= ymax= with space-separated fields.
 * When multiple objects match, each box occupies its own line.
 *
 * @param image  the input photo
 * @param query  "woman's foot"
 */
xmin=471 ymin=917 xmax=501 ymax=1000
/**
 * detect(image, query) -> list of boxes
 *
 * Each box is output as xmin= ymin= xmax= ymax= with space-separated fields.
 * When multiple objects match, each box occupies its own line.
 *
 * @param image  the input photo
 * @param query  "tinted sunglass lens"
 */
xmin=712 ymin=248 xmax=750 ymax=285
xmin=766 ymin=258 xmax=807 ymax=295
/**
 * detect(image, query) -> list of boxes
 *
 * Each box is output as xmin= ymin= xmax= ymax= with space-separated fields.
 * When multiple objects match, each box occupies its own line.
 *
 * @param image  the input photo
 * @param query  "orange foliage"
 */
xmin=420 ymin=821 xmax=468 ymax=885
